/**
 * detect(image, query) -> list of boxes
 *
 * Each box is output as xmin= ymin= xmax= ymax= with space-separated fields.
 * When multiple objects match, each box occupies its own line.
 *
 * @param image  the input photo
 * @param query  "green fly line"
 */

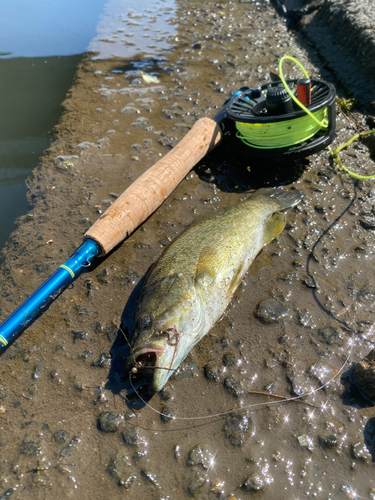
xmin=328 ymin=129 xmax=375 ymax=180
xmin=236 ymin=55 xmax=375 ymax=179
xmin=235 ymin=55 xmax=329 ymax=149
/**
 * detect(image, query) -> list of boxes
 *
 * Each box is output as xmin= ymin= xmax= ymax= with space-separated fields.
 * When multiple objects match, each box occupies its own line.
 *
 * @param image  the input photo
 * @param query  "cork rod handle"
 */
xmin=84 ymin=117 xmax=222 ymax=255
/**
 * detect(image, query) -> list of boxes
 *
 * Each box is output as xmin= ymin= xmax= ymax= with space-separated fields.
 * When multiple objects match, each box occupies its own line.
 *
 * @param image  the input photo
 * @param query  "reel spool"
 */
xmin=222 ymin=77 xmax=336 ymax=161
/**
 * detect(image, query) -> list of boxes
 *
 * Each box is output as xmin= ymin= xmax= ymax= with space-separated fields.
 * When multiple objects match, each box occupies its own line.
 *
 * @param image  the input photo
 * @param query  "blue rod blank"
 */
xmin=0 ymin=239 xmax=101 ymax=348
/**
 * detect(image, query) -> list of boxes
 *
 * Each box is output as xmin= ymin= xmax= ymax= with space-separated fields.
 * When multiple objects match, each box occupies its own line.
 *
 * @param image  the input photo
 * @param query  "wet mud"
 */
xmin=0 ymin=1 xmax=375 ymax=499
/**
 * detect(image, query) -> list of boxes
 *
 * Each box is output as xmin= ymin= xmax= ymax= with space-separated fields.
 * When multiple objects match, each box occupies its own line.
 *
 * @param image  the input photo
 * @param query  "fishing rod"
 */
xmin=0 ymin=56 xmax=336 ymax=350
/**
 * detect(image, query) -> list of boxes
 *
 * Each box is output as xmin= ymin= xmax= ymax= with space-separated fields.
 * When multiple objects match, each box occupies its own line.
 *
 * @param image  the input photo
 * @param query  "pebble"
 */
xmin=120 ymin=106 xmax=140 ymax=115
xmin=141 ymin=469 xmax=159 ymax=486
xmin=187 ymin=444 xmax=214 ymax=469
xmin=107 ymin=453 xmax=136 ymax=489
xmin=78 ymin=350 xmax=93 ymax=360
xmin=122 ymin=427 xmax=140 ymax=446
xmin=91 ymin=353 xmax=112 ymax=369
xmin=52 ymin=430 xmax=69 ymax=444
xmin=96 ymin=265 xmax=118 ymax=284
xmin=319 ymin=434 xmax=338 ymax=449
xmin=204 ymin=361 xmax=222 ymax=382
xmin=59 ymin=435 xmax=81 ymax=458
xmin=254 ymin=298 xmax=292 ymax=323
xmin=99 ymin=412 xmax=124 ymax=432
xmin=160 ymin=406 xmax=174 ymax=423
xmin=72 ymin=330 xmax=89 ymax=342
xmin=298 ymin=434 xmax=314 ymax=452
xmin=222 ymin=352 xmax=236 ymax=366
xmin=317 ymin=325 xmax=344 ymax=346
xmin=307 ymin=361 xmax=336 ymax=386
xmin=223 ymin=412 xmax=254 ymax=446
xmin=187 ymin=470 xmax=206 ymax=496
xmin=242 ymin=471 xmax=268 ymax=492
xmin=170 ymin=356 xmax=197 ymax=382
xmin=32 ymin=362 xmax=42 ymax=380
xmin=21 ymin=435 xmax=41 ymax=456
xmin=77 ymin=141 xmax=100 ymax=149
xmin=223 ymin=376 xmax=242 ymax=397
xmin=122 ymin=269 xmax=140 ymax=286
xmin=351 ymin=437 xmax=373 ymax=464
xmin=131 ymin=117 xmax=150 ymax=128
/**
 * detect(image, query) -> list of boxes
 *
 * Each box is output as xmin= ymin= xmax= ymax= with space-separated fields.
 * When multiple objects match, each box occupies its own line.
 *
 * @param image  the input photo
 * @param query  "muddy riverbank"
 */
xmin=0 ymin=1 xmax=375 ymax=499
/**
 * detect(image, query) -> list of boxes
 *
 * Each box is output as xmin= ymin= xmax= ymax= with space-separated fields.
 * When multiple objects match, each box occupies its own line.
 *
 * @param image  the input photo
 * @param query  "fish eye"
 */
xmin=138 ymin=314 xmax=152 ymax=331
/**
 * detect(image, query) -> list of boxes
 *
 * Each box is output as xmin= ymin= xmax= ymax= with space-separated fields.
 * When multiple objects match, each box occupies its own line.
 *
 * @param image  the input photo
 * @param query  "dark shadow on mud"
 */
xmin=364 ymin=418 xmax=375 ymax=462
xmin=195 ymin=132 xmax=307 ymax=193
xmin=340 ymin=364 xmax=374 ymax=410
xmin=105 ymin=269 xmax=156 ymax=410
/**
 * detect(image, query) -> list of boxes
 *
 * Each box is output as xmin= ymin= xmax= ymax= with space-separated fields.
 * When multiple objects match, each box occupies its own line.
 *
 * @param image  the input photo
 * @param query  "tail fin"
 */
xmin=253 ymin=187 xmax=304 ymax=210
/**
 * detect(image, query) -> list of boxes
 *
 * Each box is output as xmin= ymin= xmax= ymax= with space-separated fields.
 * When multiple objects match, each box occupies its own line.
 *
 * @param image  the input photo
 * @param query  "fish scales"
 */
xmin=127 ymin=187 xmax=304 ymax=391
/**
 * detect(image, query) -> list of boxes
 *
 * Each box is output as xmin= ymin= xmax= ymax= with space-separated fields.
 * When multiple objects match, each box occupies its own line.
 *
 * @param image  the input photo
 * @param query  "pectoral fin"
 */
xmin=262 ymin=212 xmax=286 ymax=246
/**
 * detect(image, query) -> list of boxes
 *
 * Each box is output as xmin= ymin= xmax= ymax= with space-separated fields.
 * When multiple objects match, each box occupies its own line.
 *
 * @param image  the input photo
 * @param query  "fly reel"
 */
xmin=220 ymin=76 xmax=336 ymax=161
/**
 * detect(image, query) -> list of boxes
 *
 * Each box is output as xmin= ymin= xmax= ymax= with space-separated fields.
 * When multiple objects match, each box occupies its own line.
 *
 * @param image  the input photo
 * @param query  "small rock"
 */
xmin=78 ymin=350 xmax=93 ymax=360
xmin=298 ymin=434 xmax=314 ymax=451
xmin=59 ymin=435 xmax=81 ymax=457
xmin=122 ymin=427 xmax=140 ymax=446
xmin=317 ymin=325 xmax=344 ymax=346
xmin=121 ymin=106 xmax=140 ymax=115
xmin=187 ymin=444 xmax=214 ymax=469
xmin=72 ymin=330 xmax=88 ymax=342
xmin=92 ymin=353 xmax=111 ymax=368
xmin=307 ymin=361 xmax=336 ymax=386
xmin=99 ymin=412 xmax=124 ymax=432
xmin=187 ymin=470 xmax=206 ymax=496
xmin=173 ymin=444 xmax=181 ymax=461
xmin=159 ymin=387 xmax=174 ymax=401
xmin=319 ymin=434 xmax=338 ymax=449
xmin=21 ymin=435 xmax=41 ymax=456
xmin=204 ymin=361 xmax=222 ymax=381
xmin=77 ymin=141 xmax=100 ymax=149
xmin=360 ymin=216 xmax=375 ymax=230
xmin=254 ymin=298 xmax=291 ymax=323
xmin=302 ymin=275 xmax=318 ymax=288
xmin=223 ymin=376 xmax=242 ymax=397
xmin=122 ymin=269 xmax=140 ymax=286
xmin=141 ymin=469 xmax=159 ymax=486
xmin=351 ymin=440 xmax=372 ymax=464
xmin=223 ymin=412 xmax=254 ymax=446
xmin=96 ymin=265 xmax=118 ymax=284
xmin=53 ymin=430 xmax=69 ymax=444
xmin=242 ymin=471 xmax=268 ymax=492
xmin=131 ymin=117 xmax=150 ymax=128
xmin=222 ymin=352 xmax=236 ymax=366
xmin=170 ymin=356 xmax=197 ymax=382
xmin=160 ymin=406 xmax=174 ymax=423
xmin=32 ymin=361 xmax=42 ymax=380
xmin=107 ymin=453 xmax=136 ymax=489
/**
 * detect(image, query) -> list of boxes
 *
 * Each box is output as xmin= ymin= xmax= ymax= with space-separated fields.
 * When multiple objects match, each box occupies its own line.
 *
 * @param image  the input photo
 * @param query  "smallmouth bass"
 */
xmin=126 ymin=187 xmax=304 ymax=391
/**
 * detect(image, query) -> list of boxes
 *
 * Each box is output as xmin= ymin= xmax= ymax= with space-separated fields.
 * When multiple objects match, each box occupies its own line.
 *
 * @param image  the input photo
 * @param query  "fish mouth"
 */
xmin=127 ymin=346 xmax=164 ymax=374
xmin=127 ymin=344 xmax=177 ymax=392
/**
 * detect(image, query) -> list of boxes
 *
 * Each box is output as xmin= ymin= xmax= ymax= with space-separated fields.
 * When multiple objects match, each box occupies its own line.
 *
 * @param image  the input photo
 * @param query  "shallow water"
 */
xmin=0 ymin=0 xmax=375 ymax=499
xmin=0 ymin=0 xmax=107 ymax=250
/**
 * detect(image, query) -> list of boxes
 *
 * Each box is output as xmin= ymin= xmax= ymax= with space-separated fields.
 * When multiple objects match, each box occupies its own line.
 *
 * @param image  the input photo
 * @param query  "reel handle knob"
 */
xmin=265 ymin=85 xmax=294 ymax=116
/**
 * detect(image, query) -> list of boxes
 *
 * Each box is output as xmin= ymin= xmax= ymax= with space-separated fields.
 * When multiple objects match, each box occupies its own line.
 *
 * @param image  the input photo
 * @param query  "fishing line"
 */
xmin=128 ymin=345 xmax=353 ymax=422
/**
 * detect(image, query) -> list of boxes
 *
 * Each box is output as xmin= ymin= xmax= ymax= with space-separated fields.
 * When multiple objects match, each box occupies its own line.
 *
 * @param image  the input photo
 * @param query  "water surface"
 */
xmin=0 ymin=0 xmax=107 ymax=250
